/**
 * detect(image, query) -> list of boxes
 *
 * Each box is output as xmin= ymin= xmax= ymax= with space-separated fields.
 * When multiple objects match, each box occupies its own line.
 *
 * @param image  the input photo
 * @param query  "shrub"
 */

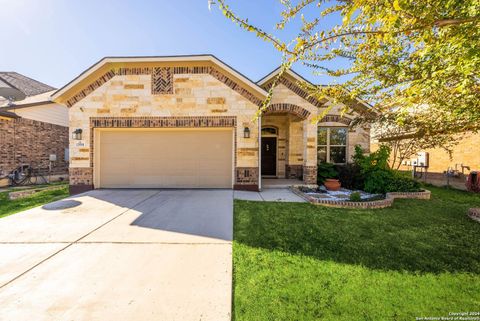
xmin=335 ymin=163 xmax=364 ymax=190
xmin=353 ymin=145 xmax=421 ymax=194
xmin=349 ymin=191 xmax=362 ymax=202
xmin=363 ymin=170 xmax=396 ymax=194
xmin=317 ymin=162 xmax=338 ymax=184
xmin=386 ymin=173 xmax=422 ymax=192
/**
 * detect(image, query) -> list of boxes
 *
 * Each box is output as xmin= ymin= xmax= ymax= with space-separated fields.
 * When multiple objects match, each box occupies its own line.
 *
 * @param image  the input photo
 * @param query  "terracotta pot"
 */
xmin=324 ymin=178 xmax=341 ymax=191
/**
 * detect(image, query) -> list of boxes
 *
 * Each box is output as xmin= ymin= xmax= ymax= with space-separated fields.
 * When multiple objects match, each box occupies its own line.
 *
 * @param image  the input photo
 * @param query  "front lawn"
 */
xmin=0 ymin=184 xmax=69 ymax=218
xmin=233 ymin=186 xmax=480 ymax=320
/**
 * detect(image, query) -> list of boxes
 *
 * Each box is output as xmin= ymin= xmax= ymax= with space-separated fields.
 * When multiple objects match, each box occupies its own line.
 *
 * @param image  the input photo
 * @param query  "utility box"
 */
xmin=417 ymin=152 xmax=429 ymax=167
xmin=49 ymin=154 xmax=57 ymax=162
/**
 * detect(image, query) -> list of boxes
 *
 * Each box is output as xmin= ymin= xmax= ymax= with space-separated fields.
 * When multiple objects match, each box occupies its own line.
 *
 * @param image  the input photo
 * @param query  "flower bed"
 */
xmin=291 ymin=185 xmax=431 ymax=209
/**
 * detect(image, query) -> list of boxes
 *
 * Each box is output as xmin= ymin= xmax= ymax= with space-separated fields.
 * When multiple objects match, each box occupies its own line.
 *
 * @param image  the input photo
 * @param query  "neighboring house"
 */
xmin=51 ymin=55 xmax=371 ymax=194
xmin=372 ymin=133 xmax=480 ymax=190
xmin=0 ymin=72 xmax=69 ymax=186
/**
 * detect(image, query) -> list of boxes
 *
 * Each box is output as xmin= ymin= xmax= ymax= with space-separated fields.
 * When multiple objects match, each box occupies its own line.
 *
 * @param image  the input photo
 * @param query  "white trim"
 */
xmin=52 ymin=55 xmax=268 ymax=101
xmin=258 ymin=115 xmax=262 ymax=191
xmin=317 ymin=126 xmax=349 ymax=164
xmin=257 ymin=68 xmax=307 ymax=86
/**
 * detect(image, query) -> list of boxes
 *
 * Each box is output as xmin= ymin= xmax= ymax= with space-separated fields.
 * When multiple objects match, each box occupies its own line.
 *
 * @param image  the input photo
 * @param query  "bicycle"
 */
xmin=5 ymin=164 xmax=49 ymax=186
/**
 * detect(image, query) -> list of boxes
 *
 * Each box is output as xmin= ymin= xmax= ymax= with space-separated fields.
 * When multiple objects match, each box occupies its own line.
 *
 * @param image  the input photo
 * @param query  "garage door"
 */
xmin=97 ymin=129 xmax=233 ymax=188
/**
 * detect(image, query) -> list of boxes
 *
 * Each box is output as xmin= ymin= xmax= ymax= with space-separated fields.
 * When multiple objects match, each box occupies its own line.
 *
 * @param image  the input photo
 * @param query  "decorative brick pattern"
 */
xmin=286 ymin=165 xmax=303 ymax=179
xmin=302 ymin=165 xmax=317 ymax=184
xmin=69 ymin=167 xmax=93 ymax=185
xmin=262 ymin=77 xmax=327 ymax=108
xmin=116 ymin=67 xmax=152 ymax=75
xmin=0 ymin=118 xmax=68 ymax=176
xmin=152 ymin=67 xmax=173 ymax=94
xmin=209 ymin=68 xmax=263 ymax=106
xmin=64 ymin=65 xmax=263 ymax=107
xmin=90 ymin=116 xmax=236 ymax=129
xmin=235 ymin=167 xmax=259 ymax=185
xmin=65 ymin=70 xmax=116 ymax=107
xmin=263 ymin=103 xmax=311 ymax=120
xmin=320 ymin=114 xmax=352 ymax=125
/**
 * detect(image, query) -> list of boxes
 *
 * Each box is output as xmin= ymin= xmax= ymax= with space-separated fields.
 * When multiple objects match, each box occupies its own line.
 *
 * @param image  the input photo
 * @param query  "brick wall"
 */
xmin=0 ymin=118 xmax=68 ymax=176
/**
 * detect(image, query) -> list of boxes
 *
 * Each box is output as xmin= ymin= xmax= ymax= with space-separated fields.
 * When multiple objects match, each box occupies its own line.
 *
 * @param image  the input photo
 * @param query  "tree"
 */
xmin=212 ymin=0 xmax=480 ymax=143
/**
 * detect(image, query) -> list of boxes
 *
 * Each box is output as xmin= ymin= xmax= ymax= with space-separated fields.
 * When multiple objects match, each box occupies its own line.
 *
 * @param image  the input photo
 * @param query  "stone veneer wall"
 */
xmin=0 ymin=118 xmax=68 ymax=177
xmin=267 ymin=82 xmax=370 ymax=184
xmin=68 ymin=69 xmax=261 ymax=193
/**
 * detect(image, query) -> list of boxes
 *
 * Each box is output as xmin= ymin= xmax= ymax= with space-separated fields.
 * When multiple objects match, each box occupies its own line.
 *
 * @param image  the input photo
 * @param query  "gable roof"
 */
xmin=0 ymin=72 xmax=55 ymax=97
xmin=257 ymin=66 xmax=374 ymax=115
xmin=52 ymin=55 xmax=268 ymax=107
xmin=0 ymin=72 xmax=56 ymax=108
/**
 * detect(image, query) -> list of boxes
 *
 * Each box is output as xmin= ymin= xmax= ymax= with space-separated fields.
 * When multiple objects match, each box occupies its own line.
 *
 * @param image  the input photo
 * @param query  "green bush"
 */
xmin=349 ymin=191 xmax=362 ymax=202
xmin=317 ymin=162 xmax=338 ymax=184
xmin=386 ymin=173 xmax=422 ymax=192
xmin=352 ymin=145 xmax=421 ymax=194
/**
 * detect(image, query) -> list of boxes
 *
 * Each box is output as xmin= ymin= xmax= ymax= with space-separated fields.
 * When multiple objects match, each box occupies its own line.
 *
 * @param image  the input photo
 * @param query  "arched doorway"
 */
xmin=261 ymin=126 xmax=278 ymax=177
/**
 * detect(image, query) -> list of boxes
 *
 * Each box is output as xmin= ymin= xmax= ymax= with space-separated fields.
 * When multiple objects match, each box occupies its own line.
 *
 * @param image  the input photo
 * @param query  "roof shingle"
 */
xmin=0 ymin=72 xmax=55 ymax=97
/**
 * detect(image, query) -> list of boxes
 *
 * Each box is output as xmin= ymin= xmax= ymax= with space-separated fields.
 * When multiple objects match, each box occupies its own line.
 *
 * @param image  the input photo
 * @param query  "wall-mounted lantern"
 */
xmin=243 ymin=127 xmax=250 ymax=139
xmin=72 ymin=128 xmax=83 ymax=140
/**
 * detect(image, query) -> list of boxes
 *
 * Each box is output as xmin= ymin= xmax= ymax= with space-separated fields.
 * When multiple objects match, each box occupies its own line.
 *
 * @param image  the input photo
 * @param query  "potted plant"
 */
xmin=317 ymin=163 xmax=341 ymax=191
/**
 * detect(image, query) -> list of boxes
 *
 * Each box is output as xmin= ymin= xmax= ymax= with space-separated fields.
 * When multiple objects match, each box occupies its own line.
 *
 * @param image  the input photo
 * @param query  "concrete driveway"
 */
xmin=0 ymin=189 xmax=233 ymax=321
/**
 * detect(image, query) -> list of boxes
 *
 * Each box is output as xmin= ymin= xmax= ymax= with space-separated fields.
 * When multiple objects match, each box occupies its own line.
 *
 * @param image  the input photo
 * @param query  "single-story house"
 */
xmin=51 ymin=55 xmax=372 ymax=194
xmin=0 ymin=72 xmax=69 ymax=186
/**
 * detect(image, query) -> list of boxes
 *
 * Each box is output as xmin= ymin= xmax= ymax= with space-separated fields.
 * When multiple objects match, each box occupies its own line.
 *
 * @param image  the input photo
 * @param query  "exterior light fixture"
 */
xmin=244 ymin=127 xmax=250 ymax=138
xmin=72 ymin=128 xmax=83 ymax=140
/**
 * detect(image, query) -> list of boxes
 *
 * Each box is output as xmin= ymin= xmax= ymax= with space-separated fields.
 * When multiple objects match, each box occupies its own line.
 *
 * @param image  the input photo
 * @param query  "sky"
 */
xmin=0 ymin=0 xmax=344 ymax=89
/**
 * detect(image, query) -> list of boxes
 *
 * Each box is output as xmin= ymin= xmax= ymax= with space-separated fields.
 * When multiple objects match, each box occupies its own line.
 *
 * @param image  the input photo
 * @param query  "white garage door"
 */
xmin=97 ymin=129 xmax=233 ymax=188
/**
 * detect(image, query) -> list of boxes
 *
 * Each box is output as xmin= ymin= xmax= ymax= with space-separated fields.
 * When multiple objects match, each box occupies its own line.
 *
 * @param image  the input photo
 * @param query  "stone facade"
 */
xmin=263 ymin=79 xmax=370 ymax=183
xmin=0 ymin=117 xmax=68 ymax=178
xmin=68 ymin=68 xmax=260 ymax=191
xmin=60 ymin=58 xmax=371 ymax=192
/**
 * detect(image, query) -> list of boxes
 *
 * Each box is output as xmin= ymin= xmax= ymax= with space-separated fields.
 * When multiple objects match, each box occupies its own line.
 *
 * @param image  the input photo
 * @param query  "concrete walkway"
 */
xmin=0 ymin=189 xmax=233 ymax=321
xmin=234 ymin=188 xmax=306 ymax=202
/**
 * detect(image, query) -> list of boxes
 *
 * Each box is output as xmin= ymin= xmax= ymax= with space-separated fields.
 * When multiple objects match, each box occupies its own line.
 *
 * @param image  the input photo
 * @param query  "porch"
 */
xmin=260 ymin=104 xmax=317 ymax=185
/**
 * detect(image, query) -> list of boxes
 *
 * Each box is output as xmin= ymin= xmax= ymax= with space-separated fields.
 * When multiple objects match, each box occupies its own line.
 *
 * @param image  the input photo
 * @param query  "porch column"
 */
xmin=302 ymin=120 xmax=317 ymax=184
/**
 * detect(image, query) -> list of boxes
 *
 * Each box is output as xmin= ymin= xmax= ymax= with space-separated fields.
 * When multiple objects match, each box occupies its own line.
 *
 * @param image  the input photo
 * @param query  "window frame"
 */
xmin=317 ymin=126 xmax=348 ymax=164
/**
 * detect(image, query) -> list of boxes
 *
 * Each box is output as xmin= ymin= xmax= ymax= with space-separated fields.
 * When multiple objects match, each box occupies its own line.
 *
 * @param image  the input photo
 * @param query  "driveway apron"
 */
xmin=0 ymin=189 xmax=233 ymax=321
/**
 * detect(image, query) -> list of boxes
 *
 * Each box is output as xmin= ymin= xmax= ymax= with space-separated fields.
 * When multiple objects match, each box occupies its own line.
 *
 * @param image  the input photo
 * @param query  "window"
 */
xmin=317 ymin=127 xmax=347 ymax=164
xmin=261 ymin=127 xmax=277 ymax=136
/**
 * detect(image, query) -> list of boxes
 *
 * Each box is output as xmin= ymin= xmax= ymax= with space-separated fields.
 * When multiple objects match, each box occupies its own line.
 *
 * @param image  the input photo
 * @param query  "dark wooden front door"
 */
xmin=261 ymin=137 xmax=277 ymax=176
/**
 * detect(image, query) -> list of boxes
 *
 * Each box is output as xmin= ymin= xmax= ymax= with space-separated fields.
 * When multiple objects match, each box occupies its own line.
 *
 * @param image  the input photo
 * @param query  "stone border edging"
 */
xmin=290 ymin=185 xmax=431 ymax=209
xmin=8 ymin=185 xmax=66 ymax=200
xmin=468 ymin=208 xmax=480 ymax=223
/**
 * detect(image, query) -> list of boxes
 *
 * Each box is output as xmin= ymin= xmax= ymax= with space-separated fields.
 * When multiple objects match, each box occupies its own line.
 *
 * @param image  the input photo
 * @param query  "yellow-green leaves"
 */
xmin=393 ymin=0 xmax=401 ymax=11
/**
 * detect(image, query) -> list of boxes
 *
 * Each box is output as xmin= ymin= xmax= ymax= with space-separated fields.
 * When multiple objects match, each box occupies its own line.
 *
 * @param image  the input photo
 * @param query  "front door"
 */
xmin=261 ymin=137 xmax=277 ymax=176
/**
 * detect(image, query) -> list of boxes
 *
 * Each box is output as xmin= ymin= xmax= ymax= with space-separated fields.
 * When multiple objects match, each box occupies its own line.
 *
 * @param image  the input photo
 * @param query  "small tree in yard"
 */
xmin=211 ymin=0 xmax=480 ymax=150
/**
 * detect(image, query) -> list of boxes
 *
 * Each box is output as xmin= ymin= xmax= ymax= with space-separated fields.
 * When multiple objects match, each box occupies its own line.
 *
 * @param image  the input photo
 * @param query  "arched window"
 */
xmin=261 ymin=127 xmax=278 ymax=136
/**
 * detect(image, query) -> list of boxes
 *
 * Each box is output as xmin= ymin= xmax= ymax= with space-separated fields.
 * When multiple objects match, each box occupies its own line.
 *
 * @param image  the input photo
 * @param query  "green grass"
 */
xmin=0 ymin=184 xmax=69 ymax=218
xmin=233 ymin=186 xmax=480 ymax=321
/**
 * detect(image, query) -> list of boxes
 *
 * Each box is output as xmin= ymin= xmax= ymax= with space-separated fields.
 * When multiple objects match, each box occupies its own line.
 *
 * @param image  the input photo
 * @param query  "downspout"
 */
xmin=258 ymin=114 xmax=262 ymax=191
